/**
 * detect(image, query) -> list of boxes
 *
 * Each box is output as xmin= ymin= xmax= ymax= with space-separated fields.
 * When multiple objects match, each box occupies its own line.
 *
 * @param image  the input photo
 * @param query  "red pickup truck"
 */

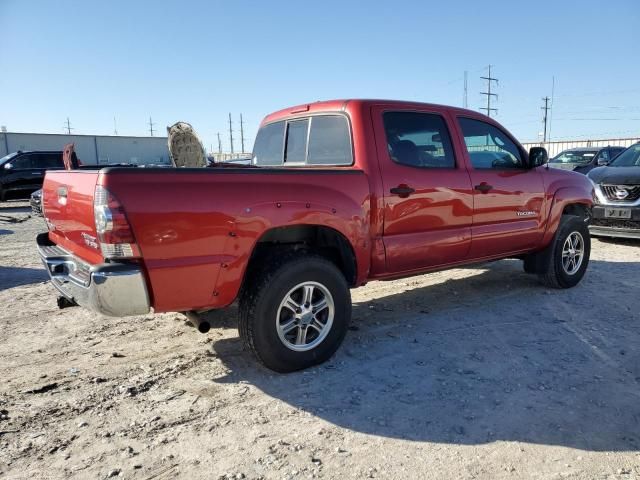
xmin=37 ymin=99 xmax=594 ymax=372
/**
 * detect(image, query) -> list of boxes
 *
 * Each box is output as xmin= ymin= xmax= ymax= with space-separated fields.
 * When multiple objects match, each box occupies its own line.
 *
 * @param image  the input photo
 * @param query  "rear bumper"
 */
xmin=589 ymin=205 xmax=640 ymax=239
xmin=36 ymin=233 xmax=151 ymax=316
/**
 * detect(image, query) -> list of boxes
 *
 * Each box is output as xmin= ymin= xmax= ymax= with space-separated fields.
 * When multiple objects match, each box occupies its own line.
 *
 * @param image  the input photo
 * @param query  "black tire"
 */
xmin=538 ymin=214 xmax=591 ymax=289
xmin=238 ymin=253 xmax=351 ymax=373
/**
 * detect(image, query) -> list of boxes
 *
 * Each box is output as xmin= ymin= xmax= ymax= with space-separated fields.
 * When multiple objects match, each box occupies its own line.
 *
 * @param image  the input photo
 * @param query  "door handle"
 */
xmin=474 ymin=183 xmax=493 ymax=193
xmin=390 ymin=185 xmax=415 ymax=197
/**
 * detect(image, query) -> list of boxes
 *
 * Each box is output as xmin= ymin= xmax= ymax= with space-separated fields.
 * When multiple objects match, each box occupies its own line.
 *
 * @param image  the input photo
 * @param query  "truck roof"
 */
xmin=261 ymin=99 xmax=487 ymax=125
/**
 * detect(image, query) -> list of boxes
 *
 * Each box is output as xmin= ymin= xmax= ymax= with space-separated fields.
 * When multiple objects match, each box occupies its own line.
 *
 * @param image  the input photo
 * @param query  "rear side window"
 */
xmin=36 ymin=153 xmax=63 ymax=168
xmin=383 ymin=112 xmax=456 ymax=168
xmin=284 ymin=119 xmax=309 ymax=164
xmin=252 ymin=115 xmax=352 ymax=166
xmin=252 ymin=121 xmax=285 ymax=166
xmin=308 ymin=116 xmax=352 ymax=165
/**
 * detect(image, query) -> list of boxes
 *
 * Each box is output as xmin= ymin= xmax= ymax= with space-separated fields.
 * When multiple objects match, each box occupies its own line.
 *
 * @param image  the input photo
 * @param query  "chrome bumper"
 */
xmin=36 ymin=233 xmax=151 ymax=316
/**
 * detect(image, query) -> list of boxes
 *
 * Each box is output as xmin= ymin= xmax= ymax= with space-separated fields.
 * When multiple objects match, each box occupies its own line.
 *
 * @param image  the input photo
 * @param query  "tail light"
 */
xmin=94 ymin=185 xmax=140 ymax=259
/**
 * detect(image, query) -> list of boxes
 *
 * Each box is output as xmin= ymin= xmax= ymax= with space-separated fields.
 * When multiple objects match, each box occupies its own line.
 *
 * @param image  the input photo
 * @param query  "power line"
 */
xmin=480 ymin=65 xmax=498 ymax=117
xmin=541 ymin=96 xmax=551 ymax=142
xmin=148 ymin=116 xmax=155 ymax=137
xmin=228 ymin=113 xmax=234 ymax=154
xmin=64 ymin=117 xmax=73 ymax=135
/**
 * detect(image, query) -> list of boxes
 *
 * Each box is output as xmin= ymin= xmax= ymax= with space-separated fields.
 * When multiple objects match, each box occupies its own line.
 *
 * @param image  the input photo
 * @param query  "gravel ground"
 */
xmin=1 ymin=199 xmax=639 ymax=480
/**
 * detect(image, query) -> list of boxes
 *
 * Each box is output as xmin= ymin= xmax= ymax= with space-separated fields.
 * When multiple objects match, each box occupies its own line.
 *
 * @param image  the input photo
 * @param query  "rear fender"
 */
xmin=214 ymin=197 xmax=369 ymax=308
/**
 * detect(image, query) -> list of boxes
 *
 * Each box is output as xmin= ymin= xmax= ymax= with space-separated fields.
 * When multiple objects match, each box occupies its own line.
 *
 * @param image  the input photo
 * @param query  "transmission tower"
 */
xmin=480 ymin=65 xmax=498 ymax=117
xmin=148 ymin=117 xmax=155 ymax=137
xmin=240 ymin=114 xmax=246 ymax=153
xmin=541 ymin=96 xmax=551 ymax=142
xmin=228 ymin=113 xmax=234 ymax=154
xmin=64 ymin=117 xmax=73 ymax=135
xmin=217 ymin=132 xmax=222 ymax=154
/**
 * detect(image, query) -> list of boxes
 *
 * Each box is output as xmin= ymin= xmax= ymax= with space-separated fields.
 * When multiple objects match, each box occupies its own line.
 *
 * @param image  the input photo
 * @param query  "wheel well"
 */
xmin=562 ymin=203 xmax=590 ymax=220
xmin=245 ymin=225 xmax=357 ymax=287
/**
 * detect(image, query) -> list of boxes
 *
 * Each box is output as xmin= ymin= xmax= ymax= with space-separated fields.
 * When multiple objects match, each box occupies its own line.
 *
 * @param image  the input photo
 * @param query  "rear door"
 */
xmin=4 ymin=153 xmax=41 ymax=192
xmin=373 ymin=105 xmax=473 ymax=273
xmin=453 ymin=116 xmax=545 ymax=258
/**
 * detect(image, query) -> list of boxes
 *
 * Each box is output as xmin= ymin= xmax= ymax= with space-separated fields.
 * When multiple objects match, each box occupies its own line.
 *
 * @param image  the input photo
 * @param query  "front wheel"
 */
xmin=239 ymin=254 xmax=351 ymax=372
xmin=538 ymin=214 xmax=591 ymax=288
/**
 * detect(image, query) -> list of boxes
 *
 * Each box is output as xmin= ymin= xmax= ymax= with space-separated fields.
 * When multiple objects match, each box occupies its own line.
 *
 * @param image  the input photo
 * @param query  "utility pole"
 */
xmin=541 ymin=96 xmax=551 ymax=143
xmin=148 ymin=116 xmax=155 ymax=137
xmin=217 ymin=132 xmax=222 ymax=154
xmin=463 ymin=71 xmax=468 ymax=108
xmin=113 ymin=117 xmax=118 ymax=136
xmin=240 ymin=114 xmax=246 ymax=153
xmin=64 ymin=117 xmax=73 ymax=135
xmin=228 ymin=113 xmax=234 ymax=154
xmin=480 ymin=65 xmax=498 ymax=117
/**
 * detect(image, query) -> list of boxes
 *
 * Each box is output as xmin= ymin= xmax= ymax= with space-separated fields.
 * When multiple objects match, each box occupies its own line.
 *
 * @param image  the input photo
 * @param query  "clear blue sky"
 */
xmin=1 ymin=0 xmax=639 ymax=152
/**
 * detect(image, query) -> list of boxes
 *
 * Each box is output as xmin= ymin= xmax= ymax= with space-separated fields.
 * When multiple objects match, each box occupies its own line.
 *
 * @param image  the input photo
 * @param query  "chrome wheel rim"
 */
xmin=276 ymin=281 xmax=334 ymax=352
xmin=562 ymin=231 xmax=584 ymax=275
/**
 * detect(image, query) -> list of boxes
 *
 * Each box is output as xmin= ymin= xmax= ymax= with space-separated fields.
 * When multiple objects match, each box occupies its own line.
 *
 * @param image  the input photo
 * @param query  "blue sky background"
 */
xmin=1 ymin=0 xmax=639 ymax=152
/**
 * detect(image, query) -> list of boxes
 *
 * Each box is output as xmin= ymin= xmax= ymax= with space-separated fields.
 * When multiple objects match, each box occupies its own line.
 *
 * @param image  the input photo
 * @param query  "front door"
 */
xmin=373 ymin=106 xmax=474 ymax=274
xmin=454 ymin=116 xmax=546 ymax=258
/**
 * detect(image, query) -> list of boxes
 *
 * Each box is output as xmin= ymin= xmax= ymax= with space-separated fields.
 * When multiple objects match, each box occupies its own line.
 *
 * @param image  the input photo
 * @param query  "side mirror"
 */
xmin=597 ymin=158 xmax=609 ymax=166
xmin=3 ymin=163 xmax=13 ymax=170
xmin=528 ymin=147 xmax=548 ymax=168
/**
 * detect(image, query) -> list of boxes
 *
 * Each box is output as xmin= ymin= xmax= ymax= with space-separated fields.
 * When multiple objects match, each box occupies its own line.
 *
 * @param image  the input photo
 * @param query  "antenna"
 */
xmin=480 ymin=65 xmax=498 ymax=117
xmin=64 ymin=117 xmax=73 ymax=135
xmin=228 ymin=113 xmax=234 ymax=154
xmin=148 ymin=116 xmax=155 ymax=136
xmin=463 ymin=71 xmax=468 ymax=108
xmin=240 ymin=114 xmax=246 ymax=153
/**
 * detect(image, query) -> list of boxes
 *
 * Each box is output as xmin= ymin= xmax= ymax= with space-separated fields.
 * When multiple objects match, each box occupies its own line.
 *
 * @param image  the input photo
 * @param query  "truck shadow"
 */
xmin=0 ymin=265 xmax=49 ymax=290
xmin=210 ymin=259 xmax=640 ymax=452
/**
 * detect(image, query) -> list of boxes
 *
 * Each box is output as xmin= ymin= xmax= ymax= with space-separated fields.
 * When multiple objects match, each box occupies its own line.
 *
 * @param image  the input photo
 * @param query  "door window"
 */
xmin=10 ymin=154 xmax=34 ymax=169
xmin=458 ymin=118 xmax=523 ymax=169
xmin=383 ymin=112 xmax=455 ymax=168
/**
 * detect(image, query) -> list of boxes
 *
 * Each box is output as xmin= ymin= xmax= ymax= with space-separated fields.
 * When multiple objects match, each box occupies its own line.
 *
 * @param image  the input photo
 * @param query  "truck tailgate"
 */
xmin=42 ymin=170 xmax=103 ymax=265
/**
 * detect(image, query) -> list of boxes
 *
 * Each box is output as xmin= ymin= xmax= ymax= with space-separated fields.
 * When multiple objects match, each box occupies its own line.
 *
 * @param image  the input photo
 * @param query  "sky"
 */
xmin=1 ymin=0 xmax=639 ymax=153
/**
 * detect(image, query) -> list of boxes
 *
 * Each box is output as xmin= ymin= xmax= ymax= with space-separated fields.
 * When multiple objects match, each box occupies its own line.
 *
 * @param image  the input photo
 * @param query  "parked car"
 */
xmin=30 ymin=189 xmax=43 ymax=216
xmin=588 ymin=143 xmax=640 ymax=239
xmin=36 ymin=99 xmax=594 ymax=372
xmin=548 ymin=146 xmax=625 ymax=174
xmin=0 ymin=150 xmax=63 ymax=201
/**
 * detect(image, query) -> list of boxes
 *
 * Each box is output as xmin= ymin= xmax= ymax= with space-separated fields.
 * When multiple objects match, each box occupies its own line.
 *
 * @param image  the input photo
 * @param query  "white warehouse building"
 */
xmin=0 ymin=131 xmax=170 ymax=165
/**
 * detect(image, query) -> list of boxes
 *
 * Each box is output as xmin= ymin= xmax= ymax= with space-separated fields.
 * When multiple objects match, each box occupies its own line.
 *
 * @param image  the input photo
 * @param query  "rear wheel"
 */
xmin=239 ymin=254 xmax=351 ymax=372
xmin=538 ymin=214 xmax=591 ymax=288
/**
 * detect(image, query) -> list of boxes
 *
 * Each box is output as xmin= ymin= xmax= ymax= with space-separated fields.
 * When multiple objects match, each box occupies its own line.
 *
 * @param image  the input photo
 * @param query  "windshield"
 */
xmin=550 ymin=150 xmax=598 ymax=164
xmin=0 ymin=152 xmax=18 ymax=164
xmin=609 ymin=144 xmax=640 ymax=167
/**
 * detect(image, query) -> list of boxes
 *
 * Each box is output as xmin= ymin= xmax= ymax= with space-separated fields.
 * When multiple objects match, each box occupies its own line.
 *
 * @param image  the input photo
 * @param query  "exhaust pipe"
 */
xmin=185 ymin=311 xmax=210 ymax=334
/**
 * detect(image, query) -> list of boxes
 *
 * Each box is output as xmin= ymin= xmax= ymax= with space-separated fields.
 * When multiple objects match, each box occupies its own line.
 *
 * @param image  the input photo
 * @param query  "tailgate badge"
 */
xmin=81 ymin=232 xmax=98 ymax=249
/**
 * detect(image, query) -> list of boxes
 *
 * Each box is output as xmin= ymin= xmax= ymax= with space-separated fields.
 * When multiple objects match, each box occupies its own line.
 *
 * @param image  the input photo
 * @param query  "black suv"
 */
xmin=548 ymin=146 xmax=626 ymax=174
xmin=0 ymin=151 xmax=63 ymax=201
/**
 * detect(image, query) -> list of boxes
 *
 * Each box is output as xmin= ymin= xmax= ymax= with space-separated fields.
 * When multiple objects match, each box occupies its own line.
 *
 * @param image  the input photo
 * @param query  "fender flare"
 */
xmin=541 ymin=186 xmax=593 ymax=248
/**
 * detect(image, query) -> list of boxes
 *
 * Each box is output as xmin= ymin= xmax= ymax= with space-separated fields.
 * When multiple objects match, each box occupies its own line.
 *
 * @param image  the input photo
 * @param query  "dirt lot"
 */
xmin=1 ymin=200 xmax=639 ymax=480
